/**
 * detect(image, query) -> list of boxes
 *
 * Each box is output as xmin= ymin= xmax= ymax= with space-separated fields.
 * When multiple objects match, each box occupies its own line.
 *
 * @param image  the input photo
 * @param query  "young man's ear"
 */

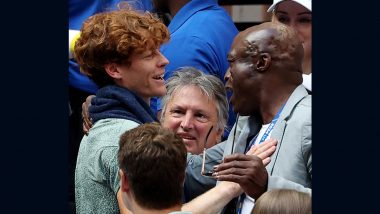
xmin=255 ymin=53 xmax=271 ymax=72
xmin=119 ymin=169 xmax=129 ymax=193
xmin=118 ymin=169 xmax=134 ymax=213
xmin=104 ymin=63 xmax=122 ymax=79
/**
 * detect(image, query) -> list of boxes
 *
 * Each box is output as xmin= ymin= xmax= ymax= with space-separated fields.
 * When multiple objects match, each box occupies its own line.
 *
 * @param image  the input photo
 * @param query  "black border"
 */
xmin=4 ymin=0 xmax=379 ymax=212
xmin=2 ymin=1 xmax=68 ymax=213
xmin=313 ymin=1 xmax=379 ymax=213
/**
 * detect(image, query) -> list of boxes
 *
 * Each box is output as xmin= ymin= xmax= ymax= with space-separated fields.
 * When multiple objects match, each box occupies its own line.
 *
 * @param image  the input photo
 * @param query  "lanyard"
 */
xmin=236 ymin=194 xmax=246 ymax=214
xmin=238 ymin=103 xmax=286 ymax=214
xmin=244 ymin=104 xmax=285 ymax=153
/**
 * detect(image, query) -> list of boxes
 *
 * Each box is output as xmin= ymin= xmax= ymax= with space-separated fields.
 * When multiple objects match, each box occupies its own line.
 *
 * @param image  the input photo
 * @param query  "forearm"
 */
xmin=182 ymin=181 xmax=243 ymax=214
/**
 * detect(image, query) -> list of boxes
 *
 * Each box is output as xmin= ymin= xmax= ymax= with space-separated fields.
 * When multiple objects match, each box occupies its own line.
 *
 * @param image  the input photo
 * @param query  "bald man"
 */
xmin=185 ymin=22 xmax=311 ymax=213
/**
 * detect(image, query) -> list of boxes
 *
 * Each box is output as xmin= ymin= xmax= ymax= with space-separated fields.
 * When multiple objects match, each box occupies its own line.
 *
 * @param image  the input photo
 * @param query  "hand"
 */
xmin=246 ymin=138 xmax=277 ymax=166
xmin=82 ymin=95 xmax=95 ymax=135
xmin=212 ymin=154 xmax=268 ymax=199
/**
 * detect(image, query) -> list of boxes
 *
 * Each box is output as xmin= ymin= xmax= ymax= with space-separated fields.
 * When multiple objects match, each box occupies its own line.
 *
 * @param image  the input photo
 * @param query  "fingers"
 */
xmin=82 ymin=112 xmax=92 ymax=134
xmin=252 ymin=139 xmax=277 ymax=155
xmin=82 ymin=95 xmax=95 ymax=119
xmin=213 ymin=168 xmax=248 ymax=180
xmin=246 ymin=138 xmax=277 ymax=156
xmin=86 ymin=95 xmax=96 ymax=103
xmin=81 ymin=95 xmax=95 ymax=135
xmin=83 ymin=123 xmax=89 ymax=136
xmin=213 ymin=173 xmax=244 ymax=183
xmin=256 ymin=146 xmax=276 ymax=161
xmin=81 ymin=102 xmax=87 ymax=117
xmin=212 ymin=153 xmax=269 ymax=199
xmin=262 ymin=157 xmax=271 ymax=166
xmin=213 ymin=154 xmax=262 ymax=173
xmin=213 ymin=159 xmax=267 ymax=198
xmin=81 ymin=101 xmax=90 ymax=121
xmin=222 ymin=153 xmax=255 ymax=163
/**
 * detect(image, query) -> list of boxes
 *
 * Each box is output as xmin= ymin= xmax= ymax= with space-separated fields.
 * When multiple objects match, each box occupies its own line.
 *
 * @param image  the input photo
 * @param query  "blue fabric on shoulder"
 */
xmin=89 ymin=85 xmax=158 ymax=124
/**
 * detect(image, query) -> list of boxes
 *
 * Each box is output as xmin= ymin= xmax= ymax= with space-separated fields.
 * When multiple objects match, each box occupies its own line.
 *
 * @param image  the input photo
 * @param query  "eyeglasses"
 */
xmin=201 ymin=126 xmax=214 ymax=177
xmin=201 ymin=115 xmax=239 ymax=177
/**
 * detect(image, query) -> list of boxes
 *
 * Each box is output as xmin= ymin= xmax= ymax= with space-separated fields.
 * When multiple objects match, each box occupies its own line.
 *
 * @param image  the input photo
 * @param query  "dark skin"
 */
xmin=213 ymin=22 xmax=304 ymax=200
xmin=213 ymin=154 xmax=269 ymax=199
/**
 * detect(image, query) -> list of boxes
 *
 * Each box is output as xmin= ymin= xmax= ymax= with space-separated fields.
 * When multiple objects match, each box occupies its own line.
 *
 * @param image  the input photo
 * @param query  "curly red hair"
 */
xmin=74 ymin=9 xmax=170 ymax=87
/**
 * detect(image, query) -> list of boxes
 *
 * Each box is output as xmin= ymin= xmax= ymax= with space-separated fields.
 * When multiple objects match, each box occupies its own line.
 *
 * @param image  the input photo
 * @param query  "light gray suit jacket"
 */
xmin=184 ymin=85 xmax=312 ymax=202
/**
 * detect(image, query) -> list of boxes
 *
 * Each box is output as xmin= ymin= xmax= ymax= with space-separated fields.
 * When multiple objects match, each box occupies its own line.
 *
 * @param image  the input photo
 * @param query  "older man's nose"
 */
xmin=180 ymin=113 xmax=194 ymax=131
xmin=224 ymin=68 xmax=231 ymax=82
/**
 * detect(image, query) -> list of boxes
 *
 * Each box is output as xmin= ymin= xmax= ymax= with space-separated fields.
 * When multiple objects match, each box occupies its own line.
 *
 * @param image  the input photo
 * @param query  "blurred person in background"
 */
xmin=252 ymin=189 xmax=311 ymax=214
xmin=268 ymin=0 xmax=312 ymax=92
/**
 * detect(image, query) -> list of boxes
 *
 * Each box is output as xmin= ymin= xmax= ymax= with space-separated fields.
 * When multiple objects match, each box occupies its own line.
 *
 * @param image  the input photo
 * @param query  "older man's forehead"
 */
xmin=229 ymin=38 xmax=253 ymax=58
xmin=228 ymin=46 xmax=245 ymax=59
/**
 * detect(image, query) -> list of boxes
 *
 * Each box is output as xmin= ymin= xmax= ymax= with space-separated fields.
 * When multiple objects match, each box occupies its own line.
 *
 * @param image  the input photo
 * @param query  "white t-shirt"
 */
xmin=240 ymin=195 xmax=255 ymax=214
xmin=240 ymin=123 xmax=271 ymax=214
xmin=302 ymin=73 xmax=312 ymax=91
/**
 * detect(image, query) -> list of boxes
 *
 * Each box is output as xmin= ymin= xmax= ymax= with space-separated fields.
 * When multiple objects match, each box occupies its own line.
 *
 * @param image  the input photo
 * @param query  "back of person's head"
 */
xmin=74 ymin=7 xmax=169 ymax=87
xmin=118 ymin=122 xmax=187 ymax=210
xmin=252 ymin=189 xmax=311 ymax=214
xmin=161 ymin=67 xmax=229 ymax=132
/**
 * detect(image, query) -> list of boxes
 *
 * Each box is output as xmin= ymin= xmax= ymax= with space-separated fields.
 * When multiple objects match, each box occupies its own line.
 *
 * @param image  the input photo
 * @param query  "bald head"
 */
xmin=235 ymin=22 xmax=304 ymax=73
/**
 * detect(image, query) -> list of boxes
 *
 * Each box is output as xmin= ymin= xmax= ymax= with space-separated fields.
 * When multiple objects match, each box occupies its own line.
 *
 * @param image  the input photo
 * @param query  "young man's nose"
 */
xmin=158 ymin=51 xmax=169 ymax=67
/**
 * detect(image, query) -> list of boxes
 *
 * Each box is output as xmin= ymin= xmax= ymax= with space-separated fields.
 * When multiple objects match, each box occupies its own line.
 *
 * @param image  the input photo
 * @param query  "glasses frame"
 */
xmin=201 ymin=115 xmax=240 ymax=177
xmin=201 ymin=125 xmax=214 ymax=177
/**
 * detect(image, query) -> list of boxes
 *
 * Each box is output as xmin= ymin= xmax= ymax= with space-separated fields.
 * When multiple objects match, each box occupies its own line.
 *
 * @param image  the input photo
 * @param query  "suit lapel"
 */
xmin=224 ymin=120 xmax=250 ymax=156
xmin=266 ymin=119 xmax=286 ymax=175
xmin=265 ymin=85 xmax=309 ymax=175
xmin=223 ymin=116 xmax=256 ymax=156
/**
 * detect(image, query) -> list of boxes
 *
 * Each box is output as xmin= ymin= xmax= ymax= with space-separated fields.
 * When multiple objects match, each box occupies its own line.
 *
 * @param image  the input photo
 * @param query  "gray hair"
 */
xmin=161 ymin=67 xmax=228 ymax=132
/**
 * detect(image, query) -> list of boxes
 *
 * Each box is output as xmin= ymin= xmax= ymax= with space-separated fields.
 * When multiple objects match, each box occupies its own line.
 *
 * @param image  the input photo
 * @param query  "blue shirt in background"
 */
xmin=151 ymin=0 xmax=239 ymax=139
